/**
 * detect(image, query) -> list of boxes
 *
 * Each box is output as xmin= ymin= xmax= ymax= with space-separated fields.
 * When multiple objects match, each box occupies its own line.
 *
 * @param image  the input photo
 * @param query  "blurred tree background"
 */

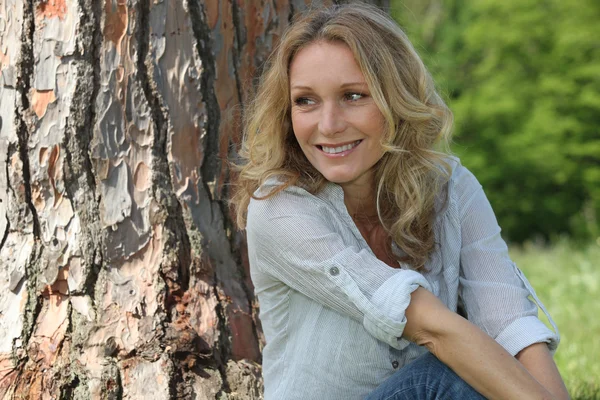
xmin=391 ymin=0 xmax=600 ymax=243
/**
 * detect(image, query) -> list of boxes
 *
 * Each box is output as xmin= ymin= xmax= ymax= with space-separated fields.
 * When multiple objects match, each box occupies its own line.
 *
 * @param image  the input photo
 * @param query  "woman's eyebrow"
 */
xmin=290 ymin=84 xmax=313 ymax=91
xmin=290 ymin=81 xmax=367 ymax=91
xmin=340 ymin=82 xmax=368 ymax=88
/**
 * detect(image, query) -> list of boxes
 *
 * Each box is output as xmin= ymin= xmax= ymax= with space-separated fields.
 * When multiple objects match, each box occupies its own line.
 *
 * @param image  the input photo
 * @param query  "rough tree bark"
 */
xmin=0 ymin=0 xmax=387 ymax=398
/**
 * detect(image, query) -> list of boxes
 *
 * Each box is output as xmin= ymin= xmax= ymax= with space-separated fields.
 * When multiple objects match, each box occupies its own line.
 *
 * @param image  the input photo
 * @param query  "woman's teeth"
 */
xmin=321 ymin=140 xmax=361 ymax=154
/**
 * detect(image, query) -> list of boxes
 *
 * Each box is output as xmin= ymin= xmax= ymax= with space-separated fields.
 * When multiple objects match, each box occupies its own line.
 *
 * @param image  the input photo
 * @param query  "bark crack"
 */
xmin=67 ymin=0 xmax=103 ymax=197
xmin=187 ymin=1 xmax=240 ymax=391
xmin=83 ymin=247 xmax=102 ymax=303
xmin=187 ymin=1 xmax=221 ymax=193
xmin=0 ymin=209 xmax=8 ymax=251
xmin=20 ymin=245 xmax=43 ymax=355
xmin=59 ymin=0 xmax=105 ymax=303
xmin=230 ymin=0 xmax=245 ymax=112
xmin=0 ymin=145 xmax=10 ymax=251
xmin=15 ymin=0 xmax=40 ymax=240
xmin=10 ymin=4 xmax=45 ymax=384
xmin=211 ymin=278 xmax=233 ymax=395
xmin=138 ymin=0 xmax=192 ymax=291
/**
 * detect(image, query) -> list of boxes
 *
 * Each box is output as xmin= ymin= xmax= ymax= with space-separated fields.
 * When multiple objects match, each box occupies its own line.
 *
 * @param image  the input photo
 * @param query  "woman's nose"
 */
xmin=318 ymin=102 xmax=346 ymax=136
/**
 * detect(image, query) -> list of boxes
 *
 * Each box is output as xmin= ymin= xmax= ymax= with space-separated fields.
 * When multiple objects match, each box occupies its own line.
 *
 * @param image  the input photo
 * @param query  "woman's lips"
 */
xmin=316 ymin=140 xmax=362 ymax=157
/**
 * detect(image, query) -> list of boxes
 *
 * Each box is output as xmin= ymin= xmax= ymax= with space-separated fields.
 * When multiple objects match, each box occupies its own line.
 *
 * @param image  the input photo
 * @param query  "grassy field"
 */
xmin=510 ymin=239 xmax=600 ymax=400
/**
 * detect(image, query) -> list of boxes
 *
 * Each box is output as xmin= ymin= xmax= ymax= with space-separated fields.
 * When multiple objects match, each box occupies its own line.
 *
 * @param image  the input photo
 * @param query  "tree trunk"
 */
xmin=0 ymin=0 xmax=388 ymax=398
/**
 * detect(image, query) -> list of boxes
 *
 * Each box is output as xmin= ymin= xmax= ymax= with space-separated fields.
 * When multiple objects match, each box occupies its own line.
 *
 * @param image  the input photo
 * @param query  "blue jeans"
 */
xmin=365 ymin=353 xmax=487 ymax=400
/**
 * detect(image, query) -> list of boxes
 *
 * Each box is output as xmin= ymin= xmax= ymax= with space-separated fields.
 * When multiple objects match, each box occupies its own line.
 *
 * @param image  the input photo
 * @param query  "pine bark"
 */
xmin=0 ymin=0 xmax=387 ymax=398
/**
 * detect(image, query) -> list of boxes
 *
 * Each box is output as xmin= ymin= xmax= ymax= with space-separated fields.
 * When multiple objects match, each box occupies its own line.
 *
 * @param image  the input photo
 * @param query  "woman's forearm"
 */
xmin=517 ymin=343 xmax=570 ymax=400
xmin=403 ymin=288 xmax=556 ymax=400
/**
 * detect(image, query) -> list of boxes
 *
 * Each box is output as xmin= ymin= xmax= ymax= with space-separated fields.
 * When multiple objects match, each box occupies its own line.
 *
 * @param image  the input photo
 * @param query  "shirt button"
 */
xmin=329 ymin=267 xmax=340 ymax=276
xmin=391 ymin=360 xmax=399 ymax=369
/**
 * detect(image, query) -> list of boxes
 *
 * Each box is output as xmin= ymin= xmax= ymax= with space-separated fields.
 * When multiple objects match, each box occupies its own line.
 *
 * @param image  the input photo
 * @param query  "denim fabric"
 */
xmin=365 ymin=353 xmax=486 ymax=400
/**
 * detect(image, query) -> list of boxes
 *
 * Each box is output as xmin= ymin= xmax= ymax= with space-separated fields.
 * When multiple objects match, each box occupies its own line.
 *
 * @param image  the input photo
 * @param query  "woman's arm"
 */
xmin=404 ymin=287 xmax=559 ymax=400
xmin=517 ymin=343 xmax=570 ymax=400
xmin=449 ymin=165 xmax=567 ymax=397
xmin=246 ymin=186 xmax=433 ymax=349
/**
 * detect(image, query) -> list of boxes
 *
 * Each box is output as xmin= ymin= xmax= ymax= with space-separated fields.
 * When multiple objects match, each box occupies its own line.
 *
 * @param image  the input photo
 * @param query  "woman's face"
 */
xmin=289 ymin=40 xmax=386 ymax=191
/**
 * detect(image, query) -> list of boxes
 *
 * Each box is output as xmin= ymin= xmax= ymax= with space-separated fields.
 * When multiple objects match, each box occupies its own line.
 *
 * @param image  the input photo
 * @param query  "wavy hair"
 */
xmin=232 ymin=3 xmax=453 ymax=270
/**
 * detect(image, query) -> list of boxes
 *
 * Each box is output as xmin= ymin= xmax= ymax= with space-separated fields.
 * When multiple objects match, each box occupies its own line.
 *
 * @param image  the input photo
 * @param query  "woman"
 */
xmin=233 ymin=4 xmax=569 ymax=400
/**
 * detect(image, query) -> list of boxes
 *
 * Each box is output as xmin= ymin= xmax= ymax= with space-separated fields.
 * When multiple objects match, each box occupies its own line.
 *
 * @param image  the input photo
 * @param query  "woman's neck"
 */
xmin=341 ymin=180 xmax=378 ymax=220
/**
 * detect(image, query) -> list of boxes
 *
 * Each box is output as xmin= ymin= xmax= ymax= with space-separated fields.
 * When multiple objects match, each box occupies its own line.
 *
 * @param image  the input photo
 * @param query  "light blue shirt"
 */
xmin=246 ymin=159 xmax=559 ymax=400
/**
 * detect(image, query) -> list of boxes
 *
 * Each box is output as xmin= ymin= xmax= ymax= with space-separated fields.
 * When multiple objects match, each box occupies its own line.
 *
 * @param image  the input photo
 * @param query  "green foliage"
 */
xmin=391 ymin=0 xmax=600 ymax=242
xmin=510 ymin=239 xmax=600 ymax=399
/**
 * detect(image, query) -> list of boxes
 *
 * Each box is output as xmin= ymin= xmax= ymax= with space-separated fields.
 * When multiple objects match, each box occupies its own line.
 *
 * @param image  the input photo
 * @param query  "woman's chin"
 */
xmin=320 ymin=173 xmax=353 ymax=184
xmin=318 ymin=166 xmax=375 ymax=187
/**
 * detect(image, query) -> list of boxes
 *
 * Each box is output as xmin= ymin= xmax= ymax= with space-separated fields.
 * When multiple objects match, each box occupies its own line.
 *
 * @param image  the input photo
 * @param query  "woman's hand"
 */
xmin=403 ymin=287 xmax=562 ymax=400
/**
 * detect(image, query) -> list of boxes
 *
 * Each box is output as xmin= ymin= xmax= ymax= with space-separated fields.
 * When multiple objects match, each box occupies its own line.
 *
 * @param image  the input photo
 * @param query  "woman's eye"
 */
xmin=293 ymin=97 xmax=315 ymax=106
xmin=345 ymin=92 xmax=365 ymax=102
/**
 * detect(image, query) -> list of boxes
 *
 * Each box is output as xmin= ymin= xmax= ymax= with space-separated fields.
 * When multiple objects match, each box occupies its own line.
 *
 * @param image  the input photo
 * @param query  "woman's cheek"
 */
xmin=291 ymin=118 xmax=313 ymax=146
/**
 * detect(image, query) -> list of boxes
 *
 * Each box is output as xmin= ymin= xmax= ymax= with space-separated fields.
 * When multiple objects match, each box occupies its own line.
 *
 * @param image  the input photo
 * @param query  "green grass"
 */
xmin=510 ymin=238 xmax=600 ymax=400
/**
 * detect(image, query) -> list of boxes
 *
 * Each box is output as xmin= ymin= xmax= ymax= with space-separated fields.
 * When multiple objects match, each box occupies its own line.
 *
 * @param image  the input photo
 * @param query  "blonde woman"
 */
xmin=233 ymin=4 xmax=569 ymax=400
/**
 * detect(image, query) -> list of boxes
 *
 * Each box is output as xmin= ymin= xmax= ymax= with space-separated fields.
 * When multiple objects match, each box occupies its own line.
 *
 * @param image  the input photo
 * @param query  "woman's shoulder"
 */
xmin=247 ymin=177 xmax=335 ymax=230
xmin=251 ymin=177 xmax=316 ymax=207
xmin=444 ymin=156 xmax=482 ymax=196
xmin=439 ymin=157 xmax=488 ymax=221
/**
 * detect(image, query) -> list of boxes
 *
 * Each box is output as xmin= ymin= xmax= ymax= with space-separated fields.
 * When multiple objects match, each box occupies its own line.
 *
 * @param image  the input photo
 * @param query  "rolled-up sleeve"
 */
xmin=455 ymin=166 xmax=560 ymax=355
xmin=246 ymin=187 xmax=431 ymax=350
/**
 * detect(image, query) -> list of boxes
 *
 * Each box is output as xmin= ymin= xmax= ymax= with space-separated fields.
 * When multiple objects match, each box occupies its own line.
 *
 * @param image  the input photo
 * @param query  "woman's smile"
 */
xmin=317 ymin=139 xmax=363 ymax=156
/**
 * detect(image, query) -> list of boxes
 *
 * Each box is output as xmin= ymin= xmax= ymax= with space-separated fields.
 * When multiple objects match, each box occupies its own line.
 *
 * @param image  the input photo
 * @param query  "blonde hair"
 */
xmin=232 ymin=3 xmax=453 ymax=270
